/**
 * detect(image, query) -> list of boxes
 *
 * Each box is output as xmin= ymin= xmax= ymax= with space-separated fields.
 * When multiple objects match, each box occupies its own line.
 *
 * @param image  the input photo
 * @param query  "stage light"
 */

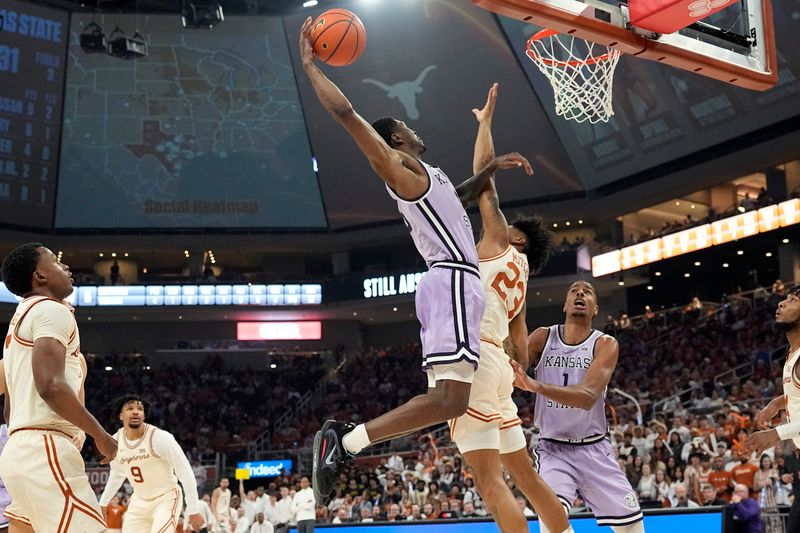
xmin=182 ymin=2 xmax=224 ymax=29
xmin=80 ymin=22 xmax=108 ymax=54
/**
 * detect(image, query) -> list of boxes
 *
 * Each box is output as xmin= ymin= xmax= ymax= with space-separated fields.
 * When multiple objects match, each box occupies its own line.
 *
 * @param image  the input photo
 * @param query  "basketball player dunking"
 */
xmin=99 ymin=395 xmax=204 ymax=533
xmin=447 ymin=83 xmax=573 ymax=533
xmin=0 ymin=243 xmax=118 ymax=532
xmin=298 ymin=19 xmax=533 ymax=503
xmin=512 ymin=282 xmax=645 ymax=533
xmin=745 ymin=286 xmax=800 ymax=530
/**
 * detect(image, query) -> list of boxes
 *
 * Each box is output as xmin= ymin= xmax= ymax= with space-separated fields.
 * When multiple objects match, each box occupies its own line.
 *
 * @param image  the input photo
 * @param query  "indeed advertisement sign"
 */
xmin=238 ymin=460 xmax=293 ymax=478
xmin=363 ymin=272 xmax=425 ymax=299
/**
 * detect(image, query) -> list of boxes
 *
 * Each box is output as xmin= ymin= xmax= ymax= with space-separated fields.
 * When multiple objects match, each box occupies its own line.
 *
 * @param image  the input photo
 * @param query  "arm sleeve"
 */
xmin=776 ymin=422 xmax=800 ymax=441
xmin=98 ymin=463 xmax=127 ymax=507
xmin=29 ymin=301 xmax=73 ymax=347
xmin=151 ymin=429 xmax=201 ymax=514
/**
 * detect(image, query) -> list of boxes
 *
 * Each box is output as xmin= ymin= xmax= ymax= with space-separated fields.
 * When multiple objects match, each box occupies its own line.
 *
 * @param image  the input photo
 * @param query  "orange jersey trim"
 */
xmin=10 ymin=426 xmax=75 ymax=440
xmin=480 ymin=337 xmax=503 ymax=349
xmin=43 ymin=435 xmax=106 ymax=532
xmin=124 ymin=424 xmax=149 ymax=450
xmin=4 ymin=511 xmax=32 ymax=525
xmin=479 ymin=246 xmax=512 ymax=263
xmin=154 ymin=488 xmax=181 ymax=533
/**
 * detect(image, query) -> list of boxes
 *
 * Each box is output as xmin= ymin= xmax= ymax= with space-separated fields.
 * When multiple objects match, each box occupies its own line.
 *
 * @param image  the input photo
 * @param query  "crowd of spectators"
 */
xmin=621 ymin=187 xmax=777 ymax=248
xmin=80 ymin=352 xmax=328 ymax=465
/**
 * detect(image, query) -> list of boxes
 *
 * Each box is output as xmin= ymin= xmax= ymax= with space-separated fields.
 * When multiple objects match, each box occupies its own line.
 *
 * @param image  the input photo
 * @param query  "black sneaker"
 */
xmin=312 ymin=419 xmax=354 ymax=504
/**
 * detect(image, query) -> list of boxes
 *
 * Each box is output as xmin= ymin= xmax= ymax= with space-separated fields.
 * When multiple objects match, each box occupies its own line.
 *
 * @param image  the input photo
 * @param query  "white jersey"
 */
xmin=99 ymin=424 xmax=200 ymax=513
xmin=216 ymin=488 xmax=232 ymax=517
xmin=783 ymin=346 xmax=800 ymax=447
xmin=478 ymin=246 xmax=529 ymax=348
xmin=3 ymin=297 xmax=82 ymax=436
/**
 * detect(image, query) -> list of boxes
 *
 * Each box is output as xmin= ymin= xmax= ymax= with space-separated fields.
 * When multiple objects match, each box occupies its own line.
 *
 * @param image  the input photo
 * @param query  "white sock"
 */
xmin=341 ymin=424 xmax=371 ymax=454
xmin=560 ymin=528 xmax=575 ymax=533
xmin=612 ymin=523 xmax=645 ymax=533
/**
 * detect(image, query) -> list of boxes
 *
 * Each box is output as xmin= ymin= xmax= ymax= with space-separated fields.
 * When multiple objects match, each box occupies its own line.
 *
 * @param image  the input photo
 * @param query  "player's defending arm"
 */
xmin=71 ymin=354 xmax=88 ymax=450
xmin=472 ymin=83 xmax=497 ymax=176
xmin=299 ymin=18 xmax=427 ymax=199
xmin=152 ymin=429 xmax=205 ymax=531
xmin=755 ymin=394 xmax=786 ymax=429
xmin=31 ymin=303 xmax=117 ymax=463
xmin=98 ymin=462 xmax=127 ymax=519
xmin=0 ymin=359 xmax=8 ymax=425
xmin=507 ymin=305 xmax=529 ymax=369
xmin=512 ymin=334 xmax=619 ymax=410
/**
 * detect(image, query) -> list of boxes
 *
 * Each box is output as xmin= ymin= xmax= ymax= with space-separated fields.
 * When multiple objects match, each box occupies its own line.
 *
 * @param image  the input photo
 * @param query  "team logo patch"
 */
xmin=624 ymin=492 xmax=639 ymax=509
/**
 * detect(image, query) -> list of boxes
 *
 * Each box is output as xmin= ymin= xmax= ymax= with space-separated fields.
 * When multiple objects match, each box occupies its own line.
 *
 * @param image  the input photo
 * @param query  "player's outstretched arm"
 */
xmin=755 ymin=394 xmax=787 ymax=429
xmin=153 ymin=429 xmax=205 ymax=530
xmin=472 ymin=83 xmax=497 ymax=176
xmin=32 ymin=336 xmax=117 ymax=463
xmin=98 ymin=465 xmax=127 ymax=516
xmin=456 ymin=152 xmax=532 ymax=210
xmin=513 ymin=335 xmax=619 ymax=410
xmin=299 ymin=18 xmax=427 ymax=198
xmin=507 ymin=305 xmax=529 ymax=369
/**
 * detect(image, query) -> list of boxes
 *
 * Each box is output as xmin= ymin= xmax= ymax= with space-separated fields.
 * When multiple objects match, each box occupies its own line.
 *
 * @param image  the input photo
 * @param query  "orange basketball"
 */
xmin=311 ymin=9 xmax=366 ymax=67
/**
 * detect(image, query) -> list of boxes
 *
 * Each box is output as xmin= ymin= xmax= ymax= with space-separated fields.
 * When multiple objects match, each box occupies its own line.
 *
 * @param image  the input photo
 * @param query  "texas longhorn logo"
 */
xmin=363 ymin=65 xmax=437 ymax=120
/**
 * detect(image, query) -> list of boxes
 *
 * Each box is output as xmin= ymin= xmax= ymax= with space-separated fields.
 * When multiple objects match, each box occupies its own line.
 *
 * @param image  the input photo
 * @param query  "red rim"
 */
xmin=526 ymin=29 xmax=617 ymax=67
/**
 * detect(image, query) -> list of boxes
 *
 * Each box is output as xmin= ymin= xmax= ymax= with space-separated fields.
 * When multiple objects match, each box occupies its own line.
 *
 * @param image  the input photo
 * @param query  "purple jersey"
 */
xmin=386 ymin=160 xmax=478 ymax=269
xmin=534 ymin=325 xmax=609 ymax=442
xmin=0 ymin=424 xmax=9 ymax=523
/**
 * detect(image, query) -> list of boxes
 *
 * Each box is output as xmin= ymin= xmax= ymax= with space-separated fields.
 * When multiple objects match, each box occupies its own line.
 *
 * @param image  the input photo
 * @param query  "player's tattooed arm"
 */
xmin=456 ymin=153 xmax=532 ymax=207
xmin=526 ymin=327 xmax=550 ymax=369
xmin=504 ymin=308 xmax=530 ymax=369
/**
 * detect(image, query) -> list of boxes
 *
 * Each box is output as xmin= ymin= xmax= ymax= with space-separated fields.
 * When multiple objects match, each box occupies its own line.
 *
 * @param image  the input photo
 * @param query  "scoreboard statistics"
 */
xmin=0 ymin=0 xmax=68 ymax=228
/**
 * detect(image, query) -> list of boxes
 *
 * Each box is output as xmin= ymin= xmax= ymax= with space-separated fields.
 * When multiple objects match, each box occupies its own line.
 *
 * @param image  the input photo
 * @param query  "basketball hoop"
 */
xmin=526 ymin=29 xmax=621 ymax=124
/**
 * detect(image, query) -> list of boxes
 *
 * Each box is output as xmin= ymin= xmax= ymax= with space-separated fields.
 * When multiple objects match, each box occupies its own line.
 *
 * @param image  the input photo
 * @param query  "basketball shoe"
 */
xmin=312 ymin=419 xmax=354 ymax=504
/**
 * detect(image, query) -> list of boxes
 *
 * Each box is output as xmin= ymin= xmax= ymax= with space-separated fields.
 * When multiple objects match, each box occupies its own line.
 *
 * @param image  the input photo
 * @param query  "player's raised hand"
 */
xmin=299 ymin=17 xmax=316 ymax=67
xmin=472 ymin=83 xmax=498 ymax=124
xmin=96 ymin=432 xmax=118 ymax=464
xmin=188 ymin=513 xmax=205 ymax=531
xmin=744 ymin=428 xmax=781 ymax=457
xmin=510 ymin=359 xmax=539 ymax=393
xmin=490 ymin=153 xmax=533 ymax=176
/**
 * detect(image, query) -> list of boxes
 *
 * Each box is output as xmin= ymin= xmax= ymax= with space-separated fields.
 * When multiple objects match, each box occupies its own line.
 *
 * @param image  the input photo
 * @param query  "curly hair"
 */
xmin=112 ymin=394 xmax=150 ymax=417
xmin=371 ymin=117 xmax=400 ymax=148
xmin=1 ymin=243 xmax=44 ymax=297
xmin=510 ymin=215 xmax=553 ymax=275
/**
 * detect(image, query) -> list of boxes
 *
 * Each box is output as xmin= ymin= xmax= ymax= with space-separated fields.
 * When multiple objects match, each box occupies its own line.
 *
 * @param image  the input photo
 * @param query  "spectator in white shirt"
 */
xmin=637 ymin=464 xmax=657 ymax=503
xmin=292 ymin=476 xmax=316 ymax=533
xmin=272 ymin=486 xmax=293 ymax=533
xmin=332 ymin=507 xmax=349 ymax=524
xmin=387 ymin=454 xmax=404 ymax=472
xmin=250 ymin=512 xmax=274 ymax=533
xmin=240 ymin=480 xmax=260 ymax=522
xmin=406 ymin=504 xmax=423 ymax=521
xmin=672 ymin=483 xmax=700 ymax=508
xmin=234 ymin=507 xmax=251 ymax=533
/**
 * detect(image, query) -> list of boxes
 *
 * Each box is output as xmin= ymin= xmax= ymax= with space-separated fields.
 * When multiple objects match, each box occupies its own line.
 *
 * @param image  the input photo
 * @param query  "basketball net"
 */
xmin=526 ymin=29 xmax=621 ymax=124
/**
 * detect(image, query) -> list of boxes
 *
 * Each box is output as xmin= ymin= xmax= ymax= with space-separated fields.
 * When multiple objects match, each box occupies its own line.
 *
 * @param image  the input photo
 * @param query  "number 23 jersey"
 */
xmin=479 ymin=245 xmax=529 ymax=348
